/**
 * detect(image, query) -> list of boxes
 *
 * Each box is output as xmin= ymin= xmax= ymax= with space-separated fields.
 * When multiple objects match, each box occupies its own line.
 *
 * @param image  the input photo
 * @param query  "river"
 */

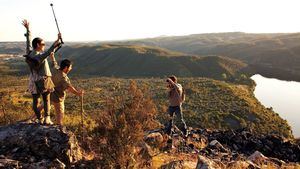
xmin=251 ymin=74 xmax=300 ymax=138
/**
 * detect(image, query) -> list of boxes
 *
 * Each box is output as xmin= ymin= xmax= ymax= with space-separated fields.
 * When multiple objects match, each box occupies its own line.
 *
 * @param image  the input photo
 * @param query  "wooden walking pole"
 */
xmin=80 ymin=94 xmax=84 ymax=142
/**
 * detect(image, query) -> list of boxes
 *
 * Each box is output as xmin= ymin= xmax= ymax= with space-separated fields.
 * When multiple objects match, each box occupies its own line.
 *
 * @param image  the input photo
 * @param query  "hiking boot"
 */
xmin=59 ymin=125 xmax=65 ymax=131
xmin=35 ymin=118 xmax=42 ymax=124
xmin=43 ymin=116 xmax=53 ymax=125
xmin=32 ymin=116 xmax=44 ymax=124
xmin=40 ymin=117 xmax=44 ymax=123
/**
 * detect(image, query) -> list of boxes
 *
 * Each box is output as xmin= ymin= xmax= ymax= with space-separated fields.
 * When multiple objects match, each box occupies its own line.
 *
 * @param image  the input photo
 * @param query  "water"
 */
xmin=251 ymin=74 xmax=300 ymax=138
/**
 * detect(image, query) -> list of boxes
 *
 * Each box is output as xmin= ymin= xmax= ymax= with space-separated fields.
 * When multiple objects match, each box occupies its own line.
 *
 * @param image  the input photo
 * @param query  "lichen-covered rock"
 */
xmin=145 ymin=132 xmax=164 ymax=147
xmin=226 ymin=160 xmax=259 ymax=169
xmin=22 ymin=158 xmax=66 ymax=169
xmin=0 ymin=158 xmax=19 ymax=169
xmin=196 ymin=155 xmax=221 ymax=169
xmin=0 ymin=122 xmax=82 ymax=168
xmin=247 ymin=151 xmax=268 ymax=164
xmin=160 ymin=160 xmax=184 ymax=169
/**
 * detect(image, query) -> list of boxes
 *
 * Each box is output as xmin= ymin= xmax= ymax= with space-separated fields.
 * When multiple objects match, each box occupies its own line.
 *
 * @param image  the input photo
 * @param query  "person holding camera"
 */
xmin=165 ymin=75 xmax=188 ymax=138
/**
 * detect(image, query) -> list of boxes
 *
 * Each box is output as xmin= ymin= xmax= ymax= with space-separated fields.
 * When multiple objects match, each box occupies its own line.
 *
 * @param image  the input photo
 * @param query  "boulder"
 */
xmin=247 ymin=151 xmax=268 ymax=164
xmin=0 ymin=158 xmax=19 ymax=169
xmin=209 ymin=140 xmax=228 ymax=152
xmin=0 ymin=122 xmax=82 ymax=168
xmin=141 ymin=142 xmax=160 ymax=158
xmin=226 ymin=160 xmax=260 ymax=169
xmin=145 ymin=132 xmax=164 ymax=147
xmin=196 ymin=155 xmax=220 ymax=169
xmin=160 ymin=160 xmax=184 ymax=169
xmin=22 ymin=158 xmax=66 ymax=169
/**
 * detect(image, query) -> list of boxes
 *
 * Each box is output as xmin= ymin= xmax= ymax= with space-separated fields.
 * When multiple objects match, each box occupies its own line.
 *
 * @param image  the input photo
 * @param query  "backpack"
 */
xmin=23 ymin=52 xmax=41 ymax=71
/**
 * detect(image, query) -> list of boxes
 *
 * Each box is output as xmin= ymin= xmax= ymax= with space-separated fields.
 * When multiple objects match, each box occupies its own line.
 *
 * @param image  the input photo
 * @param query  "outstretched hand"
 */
xmin=78 ymin=89 xmax=85 ymax=96
xmin=54 ymin=33 xmax=62 ymax=47
xmin=57 ymin=33 xmax=62 ymax=41
xmin=22 ymin=19 xmax=29 ymax=29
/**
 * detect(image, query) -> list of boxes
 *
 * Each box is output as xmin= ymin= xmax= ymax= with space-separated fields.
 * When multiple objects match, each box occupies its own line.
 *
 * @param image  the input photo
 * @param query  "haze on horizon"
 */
xmin=1 ymin=0 xmax=300 ymax=42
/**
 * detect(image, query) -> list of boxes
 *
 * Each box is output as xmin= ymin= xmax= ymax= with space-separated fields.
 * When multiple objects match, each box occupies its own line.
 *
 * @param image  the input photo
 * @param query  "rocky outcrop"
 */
xmin=0 ymin=122 xmax=82 ymax=168
xmin=146 ymin=127 xmax=300 ymax=168
xmin=193 ymin=128 xmax=300 ymax=162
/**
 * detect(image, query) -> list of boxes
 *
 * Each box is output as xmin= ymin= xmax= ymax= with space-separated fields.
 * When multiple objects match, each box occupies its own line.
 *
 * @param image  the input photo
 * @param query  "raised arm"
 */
xmin=167 ymin=78 xmax=182 ymax=94
xmin=36 ymin=33 xmax=62 ymax=61
xmin=49 ymin=52 xmax=60 ymax=70
xmin=22 ymin=19 xmax=31 ymax=54
xmin=167 ymin=78 xmax=179 ymax=89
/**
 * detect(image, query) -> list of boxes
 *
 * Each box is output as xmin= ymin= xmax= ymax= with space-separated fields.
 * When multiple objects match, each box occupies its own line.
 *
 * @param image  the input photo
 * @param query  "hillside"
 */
xmin=115 ymin=32 xmax=300 ymax=81
xmin=3 ymin=32 xmax=300 ymax=81
xmin=0 ymin=42 xmax=24 ymax=54
xmin=0 ymin=43 xmax=292 ymax=138
xmin=0 ymin=75 xmax=296 ymax=167
xmin=0 ymin=75 xmax=292 ymax=138
xmin=0 ymin=61 xmax=296 ymax=167
xmin=0 ymin=43 xmax=248 ymax=80
xmin=57 ymin=44 xmax=247 ymax=80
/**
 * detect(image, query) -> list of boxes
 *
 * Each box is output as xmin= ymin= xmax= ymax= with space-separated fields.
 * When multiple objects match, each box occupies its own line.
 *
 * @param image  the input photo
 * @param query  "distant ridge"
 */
xmin=114 ymin=32 xmax=300 ymax=81
xmin=2 ymin=32 xmax=300 ymax=80
xmin=58 ymin=44 xmax=247 ymax=79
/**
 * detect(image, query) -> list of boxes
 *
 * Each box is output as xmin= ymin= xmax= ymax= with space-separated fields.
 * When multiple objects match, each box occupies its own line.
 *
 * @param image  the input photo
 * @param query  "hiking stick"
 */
xmin=80 ymin=94 xmax=84 ymax=142
xmin=50 ymin=3 xmax=64 ymax=44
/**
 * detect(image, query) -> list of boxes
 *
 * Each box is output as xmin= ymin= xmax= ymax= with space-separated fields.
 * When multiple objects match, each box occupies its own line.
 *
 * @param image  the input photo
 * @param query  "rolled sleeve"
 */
xmin=36 ymin=41 xmax=62 ymax=62
xmin=61 ymin=76 xmax=72 ymax=91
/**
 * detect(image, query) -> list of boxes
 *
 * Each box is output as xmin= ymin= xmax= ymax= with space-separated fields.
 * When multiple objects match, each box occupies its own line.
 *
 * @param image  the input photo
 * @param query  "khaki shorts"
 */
xmin=52 ymin=100 xmax=65 ymax=125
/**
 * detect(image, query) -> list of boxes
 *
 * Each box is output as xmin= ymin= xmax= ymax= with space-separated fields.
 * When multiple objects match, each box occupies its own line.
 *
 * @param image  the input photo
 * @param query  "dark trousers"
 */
xmin=32 ymin=92 xmax=50 ymax=119
xmin=165 ymin=106 xmax=187 ymax=135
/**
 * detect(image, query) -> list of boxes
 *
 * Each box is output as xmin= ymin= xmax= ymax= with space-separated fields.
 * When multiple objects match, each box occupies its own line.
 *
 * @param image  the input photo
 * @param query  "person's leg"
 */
xmin=174 ymin=106 xmax=187 ymax=136
xmin=32 ymin=94 xmax=41 ymax=120
xmin=53 ymin=102 xmax=59 ymax=124
xmin=165 ymin=106 xmax=175 ymax=135
xmin=42 ymin=92 xmax=53 ymax=124
xmin=32 ymin=101 xmax=44 ymax=121
xmin=53 ymin=100 xmax=65 ymax=126
xmin=42 ymin=92 xmax=51 ymax=117
xmin=60 ymin=100 xmax=65 ymax=125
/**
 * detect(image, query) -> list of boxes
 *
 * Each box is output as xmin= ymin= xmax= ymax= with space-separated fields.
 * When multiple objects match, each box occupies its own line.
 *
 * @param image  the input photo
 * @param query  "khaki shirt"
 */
xmin=168 ymin=83 xmax=183 ymax=107
xmin=51 ymin=61 xmax=71 ymax=103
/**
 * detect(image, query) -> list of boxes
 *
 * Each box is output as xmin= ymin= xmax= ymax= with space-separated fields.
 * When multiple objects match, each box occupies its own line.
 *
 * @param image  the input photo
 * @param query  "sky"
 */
xmin=1 ymin=0 xmax=300 ymax=42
